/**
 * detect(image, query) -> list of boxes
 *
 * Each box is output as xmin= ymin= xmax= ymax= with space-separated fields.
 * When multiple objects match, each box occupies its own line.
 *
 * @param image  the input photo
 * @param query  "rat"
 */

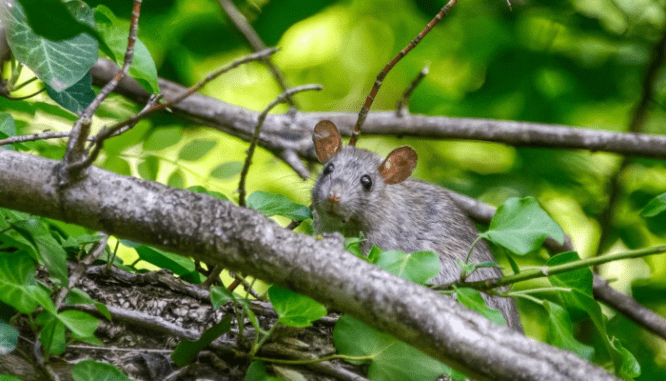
xmin=311 ymin=120 xmax=522 ymax=332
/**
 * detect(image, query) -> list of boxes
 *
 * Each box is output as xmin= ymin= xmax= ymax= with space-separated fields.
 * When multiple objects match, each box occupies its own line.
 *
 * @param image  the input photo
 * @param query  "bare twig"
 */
xmin=0 ymin=131 xmax=69 ymax=147
xmin=595 ymin=28 xmax=666 ymax=257
xmin=54 ymin=235 xmax=109 ymax=307
xmin=68 ymin=95 xmax=160 ymax=171
xmin=349 ymin=0 xmax=458 ymax=146
xmin=3 ymin=86 xmax=45 ymax=100
xmin=216 ymin=0 xmax=297 ymax=108
xmin=395 ymin=63 xmax=429 ymax=117
xmin=237 ymin=84 xmax=322 ymax=206
xmin=90 ymin=59 xmax=666 ymax=164
xmin=60 ymin=0 xmax=143 ymax=183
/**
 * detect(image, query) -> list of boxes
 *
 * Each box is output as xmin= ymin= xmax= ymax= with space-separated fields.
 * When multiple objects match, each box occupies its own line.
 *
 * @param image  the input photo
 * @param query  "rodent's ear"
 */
xmin=313 ymin=120 xmax=342 ymax=163
xmin=379 ymin=146 xmax=418 ymax=185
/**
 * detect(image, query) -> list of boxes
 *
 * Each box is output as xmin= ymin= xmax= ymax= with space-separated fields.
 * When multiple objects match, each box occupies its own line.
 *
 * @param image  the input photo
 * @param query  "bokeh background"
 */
xmin=3 ymin=0 xmax=666 ymax=378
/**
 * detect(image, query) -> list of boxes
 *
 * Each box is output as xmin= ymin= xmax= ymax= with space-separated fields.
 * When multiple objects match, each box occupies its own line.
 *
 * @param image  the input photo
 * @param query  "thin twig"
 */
xmin=595 ymin=28 xmax=666 ymax=258
xmin=60 ymin=0 xmax=143 ymax=183
xmin=85 ymin=48 xmax=279 ymax=156
xmin=4 ymin=86 xmax=45 ymax=100
xmin=395 ymin=63 xmax=429 ymax=117
xmin=0 ymin=131 xmax=69 ymax=147
xmin=237 ymin=84 xmax=323 ymax=206
xmin=68 ymin=95 xmax=160 ymax=171
xmin=349 ymin=0 xmax=458 ymax=146
xmin=54 ymin=235 xmax=109 ymax=307
xmin=216 ymin=0 xmax=297 ymax=108
xmin=11 ymin=76 xmax=39 ymax=91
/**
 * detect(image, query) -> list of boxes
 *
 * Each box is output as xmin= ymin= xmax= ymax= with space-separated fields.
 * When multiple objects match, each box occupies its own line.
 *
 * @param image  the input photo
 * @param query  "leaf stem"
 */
xmin=254 ymin=354 xmax=374 ymax=365
xmin=465 ymin=236 xmax=483 ymax=264
xmin=434 ymin=245 xmax=666 ymax=291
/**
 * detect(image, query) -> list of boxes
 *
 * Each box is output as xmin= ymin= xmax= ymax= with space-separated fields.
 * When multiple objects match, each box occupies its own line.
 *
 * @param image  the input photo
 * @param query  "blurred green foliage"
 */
xmin=2 ymin=0 xmax=666 ymax=378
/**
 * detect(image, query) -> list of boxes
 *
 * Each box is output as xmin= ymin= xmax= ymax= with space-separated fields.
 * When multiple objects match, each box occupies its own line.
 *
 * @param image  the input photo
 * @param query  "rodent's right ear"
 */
xmin=313 ymin=120 xmax=342 ymax=163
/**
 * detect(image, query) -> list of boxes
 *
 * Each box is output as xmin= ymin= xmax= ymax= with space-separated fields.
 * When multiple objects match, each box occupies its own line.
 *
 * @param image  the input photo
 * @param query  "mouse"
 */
xmin=310 ymin=120 xmax=522 ymax=331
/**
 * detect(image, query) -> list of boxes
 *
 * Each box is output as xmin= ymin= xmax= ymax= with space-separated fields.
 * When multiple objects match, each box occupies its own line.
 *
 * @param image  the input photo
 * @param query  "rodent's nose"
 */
xmin=328 ymin=194 xmax=340 ymax=203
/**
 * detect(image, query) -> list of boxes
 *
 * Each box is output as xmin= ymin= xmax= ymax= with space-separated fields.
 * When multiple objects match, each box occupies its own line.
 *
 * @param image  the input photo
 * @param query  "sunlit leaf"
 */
xmin=543 ymin=301 xmax=594 ymax=360
xmin=210 ymin=162 xmax=243 ymax=179
xmin=134 ymin=245 xmax=195 ymax=276
xmin=268 ymin=286 xmax=327 ymax=327
xmin=71 ymin=359 xmax=130 ymax=381
xmin=94 ymin=5 xmax=159 ymax=93
xmin=178 ymin=139 xmax=216 ymax=161
xmin=2 ymin=0 xmax=98 ymax=91
xmin=640 ymin=193 xmax=666 ymax=218
xmin=333 ymin=315 xmax=465 ymax=381
xmin=375 ymin=250 xmax=439 ymax=285
xmin=480 ymin=197 xmax=564 ymax=256
xmin=455 ymin=287 xmax=506 ymax=327
xmin=247 ymin=191 xmax=312 ymax=221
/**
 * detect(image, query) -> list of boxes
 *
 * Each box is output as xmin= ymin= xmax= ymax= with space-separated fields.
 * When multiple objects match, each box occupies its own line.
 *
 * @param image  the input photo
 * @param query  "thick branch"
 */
xmin=90 ymin=59 xmax=666 ymax=164
xmin=0 ymin=149 xmax=617 ymax=381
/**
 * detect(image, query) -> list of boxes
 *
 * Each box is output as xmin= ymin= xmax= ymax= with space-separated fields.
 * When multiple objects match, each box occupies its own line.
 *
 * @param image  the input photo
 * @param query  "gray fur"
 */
xmin=312 ymin=146 xmax=522 ymax=332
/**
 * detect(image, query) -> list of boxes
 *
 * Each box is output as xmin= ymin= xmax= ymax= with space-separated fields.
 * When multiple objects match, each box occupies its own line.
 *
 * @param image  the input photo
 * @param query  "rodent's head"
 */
xmin=311 ymin=120 xmax=417 ymax=231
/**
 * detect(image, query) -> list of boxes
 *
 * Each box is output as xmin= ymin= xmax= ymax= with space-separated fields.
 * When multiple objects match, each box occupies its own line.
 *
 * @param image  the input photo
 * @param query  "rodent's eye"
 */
xmin=323 ymin=163 xmax=335 ymax=175
xmin=360 ymin=175 xmax=372 ymax=191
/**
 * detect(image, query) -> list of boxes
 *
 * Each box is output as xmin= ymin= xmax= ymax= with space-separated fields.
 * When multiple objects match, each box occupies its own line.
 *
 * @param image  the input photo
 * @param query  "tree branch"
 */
xmin=0 ymin=148 xmax=619 ymax=381
xmin=90 ymin=59 xmax=666 ymax=167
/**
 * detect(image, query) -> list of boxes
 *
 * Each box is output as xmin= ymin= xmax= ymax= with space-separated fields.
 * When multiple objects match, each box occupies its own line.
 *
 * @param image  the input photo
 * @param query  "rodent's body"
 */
xmin=312 ymin=144 xmax=522 ymax=332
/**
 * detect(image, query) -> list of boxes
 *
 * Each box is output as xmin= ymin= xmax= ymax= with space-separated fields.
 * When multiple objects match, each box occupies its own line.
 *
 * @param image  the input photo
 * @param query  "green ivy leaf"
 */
xmin=39 ymin=316 xmax=66 ymax=357
xmin=102 ymin=156 xmax=131 ymax=176
xmin=455 ymin=287 xmax=506 ymax=327
xmin=366 ymin=245 xmax=383 ymax=264
xmin=247 ymin=191 xmax=312 ymax=221
xmin=138 ymin=155 xmax=160 ymax=181
xmin=0 ymin=322 xmax=19 ymax=355
xmin=178 ymin=139 xmax=216 ymax=161
xmin=0 ymin=113 xmax=18 ymax=151
xmin=2 ymin=0 xmax=98 ymax=91
xmin=0 ymin=375 xmax=22 ymax=381
xmin=71 ymin=359 xmax=131 ymax=381
xmin=640 ymin=193 xmax=666 ymax=218
xmin=187 ymin=185 xmax=230 ymax=201
xmin=479 ymin=197 xmax=564 ymax=256
xmin=547 ymin=252 xmax=631 ymax=376
xmin=543 ymin=301 xmax=594 ymax=360
xmin=333 ymin=315 xmax=466 ymax=381
xmin=143 ymin=126 xmax=183 ymax=151
xmin=13 ymin=0 xmax=99 ymax=41
xmin=210 ymin=285 xmax=236 ymax=309
xmin=66 ymin=288 xmax=111 ymax=320
xmin=94 ymin=5 xmax=159 ymax=94
xmin=10 ymin=219 xmax=69 ymax=286
xmin=58 ymin=310 xmax=99 ymax=339
xmin=210 ymin=162 xmax=243 ymax=179
xmin=246 ymin=360 xmax=283 ymax=381
xmin=134 ymin=245 xmax=195 ymax=276
xmin=268 ymin=286 xmax=327 ymax=327
xmin=375 ymin=250 xmax=439 ymax=285
xmin=172 ymin=314 xmax=232 ymax=367
xmin=45 ymin=72 xmax=95 ymax=113
xmin=612 ymin=337 xmax=641 ymax=379
xmin=167 ymin=169 xmax=185 ymax=188
xmin=344 ymin=234 xmax=364 ymax=257
xmin=0 ymin=251 xmax=56 ymax=314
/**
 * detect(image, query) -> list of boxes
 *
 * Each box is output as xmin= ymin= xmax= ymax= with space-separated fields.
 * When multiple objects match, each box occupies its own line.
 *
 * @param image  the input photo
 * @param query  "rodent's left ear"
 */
xmin=378 ymin=146 xmax=418 ymax=185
